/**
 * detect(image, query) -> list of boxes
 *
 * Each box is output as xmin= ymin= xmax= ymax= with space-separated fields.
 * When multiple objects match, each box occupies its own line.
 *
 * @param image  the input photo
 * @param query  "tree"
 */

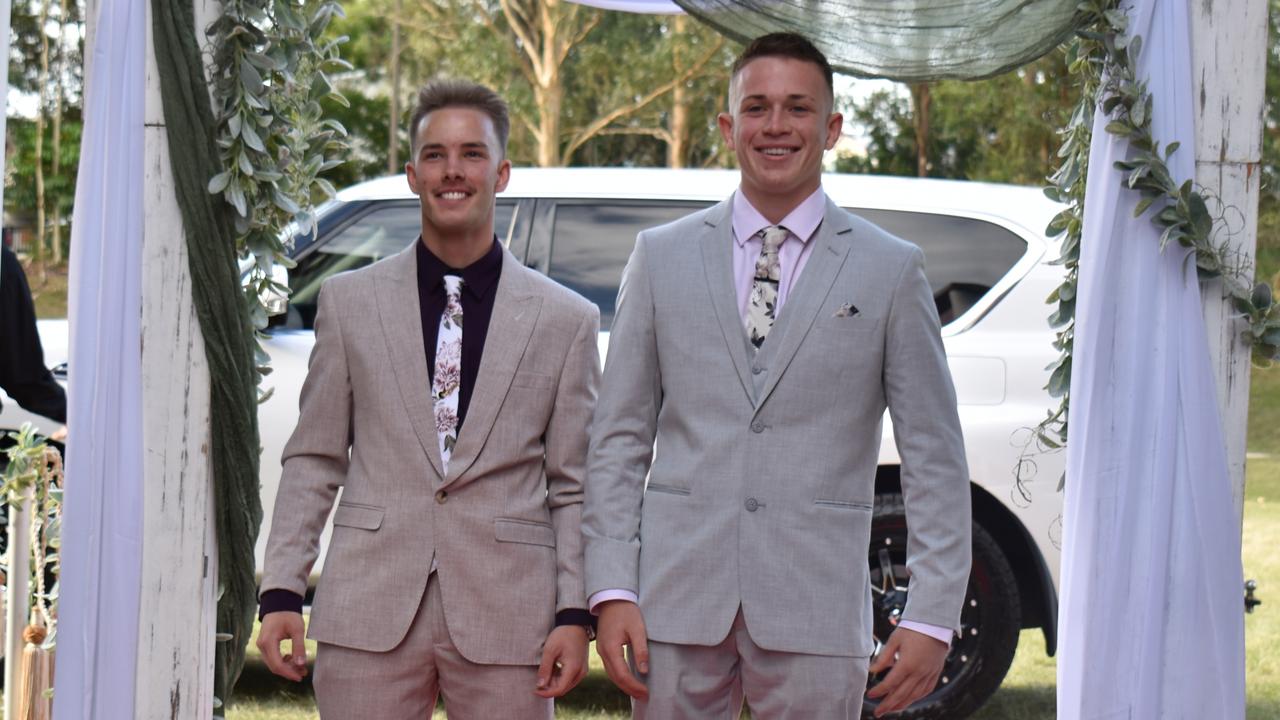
xmin=838 ymin=51 xmax=1074 ymax=185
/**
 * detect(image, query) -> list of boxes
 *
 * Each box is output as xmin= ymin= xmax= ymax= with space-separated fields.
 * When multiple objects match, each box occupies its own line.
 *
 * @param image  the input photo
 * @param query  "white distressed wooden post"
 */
xmin=1191 ymin=0 xmax=1268 ymax=518
xmin=136 ymin=0 xmax=220 ymax=716
xmin=0 ymin=0 xmax=28 ymax=713
xmin=4 ymin=486 xmax=32 ymax=719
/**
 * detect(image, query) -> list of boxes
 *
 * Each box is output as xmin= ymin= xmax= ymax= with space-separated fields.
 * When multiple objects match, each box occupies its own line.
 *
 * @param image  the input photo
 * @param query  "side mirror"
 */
xmin=263 ymin=263 xmax=290 ymax=317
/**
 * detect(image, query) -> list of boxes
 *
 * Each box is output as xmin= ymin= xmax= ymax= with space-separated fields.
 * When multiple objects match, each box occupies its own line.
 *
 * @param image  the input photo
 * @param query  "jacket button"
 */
xmin=745 ymin=497 xmax=759 ymax=512
xmin=750 ymin=421 xmax=765 ymax=433
xmin=752 ymin=365 xmax=764 ymax=375
xmin=435 ymin=490 xmax=448 ymax=504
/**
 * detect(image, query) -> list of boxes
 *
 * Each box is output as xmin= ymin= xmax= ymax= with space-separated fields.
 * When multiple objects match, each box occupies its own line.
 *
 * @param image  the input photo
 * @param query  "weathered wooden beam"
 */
xmin=136 ymin=0 xmax=219 ymax=716
xmin=1192 ymin=0 xmax=1267 ymax=517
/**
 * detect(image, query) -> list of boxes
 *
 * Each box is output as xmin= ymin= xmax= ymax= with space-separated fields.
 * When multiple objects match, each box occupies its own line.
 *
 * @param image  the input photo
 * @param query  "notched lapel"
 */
xmin=443 ymin=251 xmax=541 ymax=486
xmin=376 ymin=244 xmax=447 ymax=480
xmin=699 ymin=199 xmax=757 ymax=406
xmin=754 ymin=201 xmax=854 ymax=412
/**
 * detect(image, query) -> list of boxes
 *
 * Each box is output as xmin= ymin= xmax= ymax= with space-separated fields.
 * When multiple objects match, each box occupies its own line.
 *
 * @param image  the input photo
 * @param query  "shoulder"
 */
xmin=319 ymin=247 xmax=412 ymax=298
xmin=512 ymin=263 xmax=598 ymax=324
xmin=637 ymin=201 xmax=725 ymax=252
xmin=837 ymin=207 xmax=922 ymax=265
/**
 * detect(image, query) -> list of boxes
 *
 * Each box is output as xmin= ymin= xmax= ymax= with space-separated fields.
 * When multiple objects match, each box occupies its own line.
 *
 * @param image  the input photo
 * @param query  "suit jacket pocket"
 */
xmin=813 ymin=499 xmax=873 ymax=511
xmin=495 ymin=518 xmax=556 ymax=547
xmin=645 ymin=482 xmax=691 ymax=496
xmin=333 ymin=502 xmax=384 ymax=530
xmin=512 ymin=371 xmax=555 ymax=390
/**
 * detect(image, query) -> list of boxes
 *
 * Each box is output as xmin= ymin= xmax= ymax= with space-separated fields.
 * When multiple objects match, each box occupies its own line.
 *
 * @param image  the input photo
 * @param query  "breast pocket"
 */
xmin=511 ymin=371 xmax=555 ymax=390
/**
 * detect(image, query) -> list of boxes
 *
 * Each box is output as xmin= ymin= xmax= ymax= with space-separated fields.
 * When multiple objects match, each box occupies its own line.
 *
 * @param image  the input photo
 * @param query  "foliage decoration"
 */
xmin=207 ymin=0 xmax=351 ymax=396
xmin=1033 ymin=0 xmax=1280 ymax=472
xmin=2 ymin=424 xmax=64 ymax=649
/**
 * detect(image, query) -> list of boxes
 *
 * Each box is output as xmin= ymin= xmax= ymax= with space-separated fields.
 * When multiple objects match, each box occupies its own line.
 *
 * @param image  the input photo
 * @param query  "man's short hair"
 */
xmin=730 ymin=32 xmax=835 ymax=106
xmin=408 ymin=79 xmax=511 ymax=156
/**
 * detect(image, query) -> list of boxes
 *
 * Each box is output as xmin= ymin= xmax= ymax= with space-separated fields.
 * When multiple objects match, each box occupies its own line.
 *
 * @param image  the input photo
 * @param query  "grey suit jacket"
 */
xmin=261 ymin=243 xmax=600 ymax=664
xmin=583 ymin=196 xmax=971 ymax=658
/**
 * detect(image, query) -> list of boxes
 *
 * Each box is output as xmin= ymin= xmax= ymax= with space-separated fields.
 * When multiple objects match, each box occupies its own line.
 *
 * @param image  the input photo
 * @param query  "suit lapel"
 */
xmin=375 ymin=243 xmax=447 ymax=480
xmin=753 ymin=199 xmax=853 ymax=414
xmin=442 ymin=249 xmax=541 ymax=486
xmin=699 ymin=199 xmax=757 ymax=406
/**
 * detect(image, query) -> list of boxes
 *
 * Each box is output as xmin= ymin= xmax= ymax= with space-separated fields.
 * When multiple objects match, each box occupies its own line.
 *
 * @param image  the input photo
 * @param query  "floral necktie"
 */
xmin=746 ymin=225 xmax=789 ymax=350
xmin=432 ymin=275 xmax=464 ymax=470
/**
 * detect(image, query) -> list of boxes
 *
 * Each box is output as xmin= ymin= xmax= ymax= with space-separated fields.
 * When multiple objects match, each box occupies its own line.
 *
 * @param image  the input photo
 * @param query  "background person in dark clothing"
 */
xmin=1 ymin=242 xmax=67 ymax=454
xmin=0 ymin=244 xmax=66 ymax=429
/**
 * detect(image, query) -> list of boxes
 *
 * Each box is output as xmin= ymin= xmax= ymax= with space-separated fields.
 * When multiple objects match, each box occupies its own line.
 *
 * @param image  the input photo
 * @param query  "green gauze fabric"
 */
xmin=672 ymin=0 xmax=1080 ymax=81
xmin=150 ymin=0 xmax=263 ymax=705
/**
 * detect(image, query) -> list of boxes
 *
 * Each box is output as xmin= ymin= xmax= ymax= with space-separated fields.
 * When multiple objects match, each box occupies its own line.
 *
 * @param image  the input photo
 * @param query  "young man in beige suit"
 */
xmin=257 ymin=80 xmax=600 ymax=718
xmin=584 ymin=34 xmax=971 ymax=719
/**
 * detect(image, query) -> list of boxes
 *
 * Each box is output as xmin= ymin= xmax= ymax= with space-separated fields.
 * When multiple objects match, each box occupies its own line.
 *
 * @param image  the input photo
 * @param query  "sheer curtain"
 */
xmin=52 ymin=0 xmax=145 ymax=717
xmin=1057 ymin=0 xmax=1245 ymax=717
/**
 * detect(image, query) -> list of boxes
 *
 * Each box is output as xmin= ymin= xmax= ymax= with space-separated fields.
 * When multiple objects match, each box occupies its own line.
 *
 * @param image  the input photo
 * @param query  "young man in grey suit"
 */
xmin=584 ymin=34 xmax=972 ymax=719
xmin=256 ymin=80 xmax=599 ymax=718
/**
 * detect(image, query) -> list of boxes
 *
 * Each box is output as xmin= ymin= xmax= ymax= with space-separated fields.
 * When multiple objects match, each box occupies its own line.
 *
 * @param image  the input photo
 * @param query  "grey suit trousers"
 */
xmin=633 ymin=609 xmax=871 ymax=720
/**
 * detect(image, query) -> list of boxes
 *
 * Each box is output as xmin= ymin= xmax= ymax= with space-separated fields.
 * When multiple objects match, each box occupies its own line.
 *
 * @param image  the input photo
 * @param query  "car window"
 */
xmin=848 ymin=209 xmax=1028 ymax=324
xmin=547 ymin=202 xmax=711 ymax=327
xmin=286 ymin=201 xmax=516 ymax=329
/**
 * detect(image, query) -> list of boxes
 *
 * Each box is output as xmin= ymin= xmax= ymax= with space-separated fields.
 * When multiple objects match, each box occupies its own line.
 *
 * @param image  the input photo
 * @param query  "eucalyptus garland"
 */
xmin=207 ymin=0 xmax=350 ymax=394
xmin=195 ymin=0 xmax=349 ymax=708
xmin=1034 ymin=0 xmax=1279 ymax=462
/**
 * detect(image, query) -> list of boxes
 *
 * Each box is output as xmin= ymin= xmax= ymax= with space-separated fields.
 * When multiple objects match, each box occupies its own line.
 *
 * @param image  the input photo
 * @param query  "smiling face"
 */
xmin=718 ymin=56 xmax=842 ymax=221
xmin=405 ymin=106 xmax=511 ymax=256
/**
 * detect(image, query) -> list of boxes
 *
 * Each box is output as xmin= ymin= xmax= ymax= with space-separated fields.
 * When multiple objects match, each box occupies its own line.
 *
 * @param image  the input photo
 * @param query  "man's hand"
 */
xmin=256 ymin=611 xmax=309 ymax=682
xmin=865 ymin=627 xmax=949 ymax=717
xmin=535 ymin=625 xmax=590 ymax=698
xmin=595 ymin=600 xmax=649 ymax=699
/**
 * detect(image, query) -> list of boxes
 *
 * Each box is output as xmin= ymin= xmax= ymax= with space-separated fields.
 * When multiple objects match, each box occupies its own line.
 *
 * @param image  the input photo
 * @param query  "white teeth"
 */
xmin=761 ymin=148 xmax=793 ymax=156
xmin=440 ymin=192 xmax=467 ymax=200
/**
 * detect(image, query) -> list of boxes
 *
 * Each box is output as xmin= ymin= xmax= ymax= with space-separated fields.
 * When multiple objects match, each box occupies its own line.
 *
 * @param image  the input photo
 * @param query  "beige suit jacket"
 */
xmin=261 ymin=243 xmax=600 ymax=665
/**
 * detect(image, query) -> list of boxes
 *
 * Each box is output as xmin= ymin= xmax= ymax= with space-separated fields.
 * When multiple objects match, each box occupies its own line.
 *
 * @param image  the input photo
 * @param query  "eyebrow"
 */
xmin=740 ymin=93 xmax=817 ymax=105
xmin=420 ymin=142 xmax=490 ymax=152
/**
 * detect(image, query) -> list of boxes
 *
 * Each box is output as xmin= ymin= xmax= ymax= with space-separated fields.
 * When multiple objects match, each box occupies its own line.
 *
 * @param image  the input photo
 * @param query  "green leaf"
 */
xmin=1104 ymin=120 xmax=1132 ymax=137
xmin=239 ymin=56 xmax=264 ymax=94
xmin=1252 ymin=282 xmax=1274 ymax=311
xmin=237 ymin=151 xmax=254 ymax=176
xmin=240 ymin=122 xmax=267 ymax=153
xmin=271 ymin=189 xmax=301 ymax=215
xmin=207 ymin=171 xmax=232 ymax=194
xmin=1188 ymin=192 xmax=1213 ymax=239
xmin=1164 ymin=141 xmax=1181 ymax=158
xmin=1133 ymin=195 xmax=1157 ymax=218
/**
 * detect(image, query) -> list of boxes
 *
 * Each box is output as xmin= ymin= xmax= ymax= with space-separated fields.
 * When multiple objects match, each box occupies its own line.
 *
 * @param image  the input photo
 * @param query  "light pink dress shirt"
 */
xmin=590 ymin=188 xmax=953 ymax=647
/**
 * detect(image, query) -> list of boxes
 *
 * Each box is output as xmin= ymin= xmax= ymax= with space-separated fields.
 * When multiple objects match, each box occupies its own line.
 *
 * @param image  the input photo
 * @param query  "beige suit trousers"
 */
xmin=313 ymin=575 xmax=553 ymax=719
xmin=632 ymin=609 xmax=870 ymax=720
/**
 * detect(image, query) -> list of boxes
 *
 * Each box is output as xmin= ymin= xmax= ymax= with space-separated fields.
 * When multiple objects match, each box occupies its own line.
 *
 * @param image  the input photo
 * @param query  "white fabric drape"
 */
xmin=52 ymin=0 xmax=145 ymax=717
xmin=566 ymin=0 xmax=682 ymax=13
xmin=1057 ymin=0 xmax=1246 ymax=717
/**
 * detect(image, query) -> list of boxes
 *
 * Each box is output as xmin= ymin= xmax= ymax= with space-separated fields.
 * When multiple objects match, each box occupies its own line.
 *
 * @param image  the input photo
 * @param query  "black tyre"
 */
xmin=862 ymin=493 xmax=1021 ymax=720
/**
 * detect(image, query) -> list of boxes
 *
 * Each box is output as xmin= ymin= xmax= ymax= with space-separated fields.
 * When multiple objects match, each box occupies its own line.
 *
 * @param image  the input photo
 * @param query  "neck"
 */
xmin=420 ymin=227 xmax=493 ymax=269
xmin=738 ymin=179 xmax=820 ymax=225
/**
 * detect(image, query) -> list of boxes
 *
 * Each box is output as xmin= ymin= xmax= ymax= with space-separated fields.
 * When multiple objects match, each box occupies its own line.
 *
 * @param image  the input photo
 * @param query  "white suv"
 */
xmin=3 ymin=168 xmax=1066 ymax=719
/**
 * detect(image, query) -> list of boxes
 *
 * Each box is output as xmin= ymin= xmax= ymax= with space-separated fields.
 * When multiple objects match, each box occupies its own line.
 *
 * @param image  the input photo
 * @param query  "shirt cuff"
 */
xmin=897 ymin=620 xmax=953 ymax=646
xmin=554 ymin=608 xmax=596 ymax=631
xmin=258 ymin=589 xmax=305 ymax=620
xmin=588 ymin=589 xmax=638 ymax=614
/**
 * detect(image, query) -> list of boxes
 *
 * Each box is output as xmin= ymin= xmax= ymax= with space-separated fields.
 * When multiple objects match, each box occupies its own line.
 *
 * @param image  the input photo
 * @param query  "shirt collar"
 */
xmin=731 ymin=187 xmax=827 ymax=247
xmin=415 ymin=236 xmax=504 ymax=300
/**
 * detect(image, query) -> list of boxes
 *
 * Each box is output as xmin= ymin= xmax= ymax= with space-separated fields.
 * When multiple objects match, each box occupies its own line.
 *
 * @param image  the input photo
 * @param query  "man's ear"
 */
xmin=824 ymin=112 xmax=844 ymax=151
xmin=495 ymin=157 xmax=512 ymax=193
xmin=717 ymin=112 xmax=736 ymax=151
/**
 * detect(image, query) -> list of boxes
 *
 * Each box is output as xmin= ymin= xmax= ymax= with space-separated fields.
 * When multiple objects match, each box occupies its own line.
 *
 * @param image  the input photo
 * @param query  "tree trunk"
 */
xmin=667 ymin=15 xmax=689 ymax=169
xmin=910 ymin=82 xmax=930 ymax=178
xmin=34 ymin=0 xmax=50 ymax=283
xmin=534 ymin=0 xmax=563 ymax=166
xmin=51 ymin=0 xmax=67 ymax=265
xmin=388 ymin=0 xmax=402 ymax=173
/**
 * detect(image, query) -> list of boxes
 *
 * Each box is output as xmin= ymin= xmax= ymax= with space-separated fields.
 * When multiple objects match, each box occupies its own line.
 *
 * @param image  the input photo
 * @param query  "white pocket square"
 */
xmin=832 ymin=303 xmax=859 ymax=318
